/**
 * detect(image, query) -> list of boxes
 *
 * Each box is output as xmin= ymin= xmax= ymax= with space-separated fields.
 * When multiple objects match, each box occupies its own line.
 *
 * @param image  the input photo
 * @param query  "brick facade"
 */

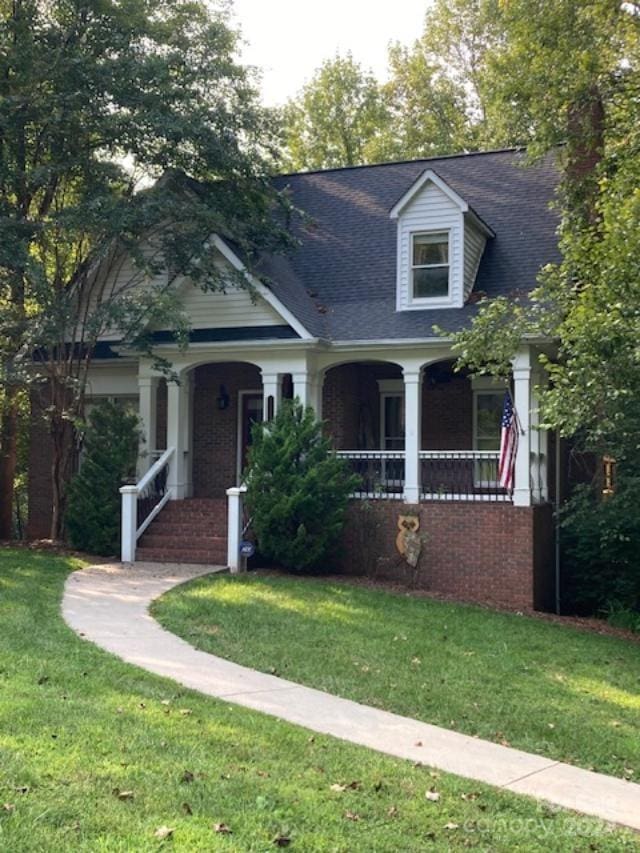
xmin=191 ymin=362 xmax=262 ymax=498
xmin=338 ymin=500 xmax=554 ymax=611
xmin=322 ymin=361 xmax=473 ymax=451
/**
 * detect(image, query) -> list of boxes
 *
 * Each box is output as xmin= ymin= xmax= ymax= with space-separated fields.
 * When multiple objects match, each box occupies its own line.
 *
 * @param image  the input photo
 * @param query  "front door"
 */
xmin=238 ymin=391 xmax=263 ymax=480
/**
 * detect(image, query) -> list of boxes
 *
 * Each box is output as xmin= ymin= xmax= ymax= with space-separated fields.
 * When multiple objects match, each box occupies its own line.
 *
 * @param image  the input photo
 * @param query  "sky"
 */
xmin=230 ymin=0 xmax=431 ymax=106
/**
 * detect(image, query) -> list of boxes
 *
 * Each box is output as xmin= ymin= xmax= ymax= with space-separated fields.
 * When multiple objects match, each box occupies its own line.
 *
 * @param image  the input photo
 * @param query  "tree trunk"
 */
xmin=0 ymin=385 xmax=19 ymax=539
xmin=49 ymin=415 xmax=75 ymax=542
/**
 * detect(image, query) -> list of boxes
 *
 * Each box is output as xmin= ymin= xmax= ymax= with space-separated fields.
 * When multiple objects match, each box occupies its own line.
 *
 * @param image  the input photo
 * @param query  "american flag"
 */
xmin=498 ymin=392 xmax=518 ymax=491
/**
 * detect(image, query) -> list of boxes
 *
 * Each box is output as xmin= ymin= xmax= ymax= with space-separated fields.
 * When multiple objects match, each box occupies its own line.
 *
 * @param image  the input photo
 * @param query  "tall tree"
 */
xmin=281 ymin=53 xmax=389 ymax=170
xmin=0 ymin=0 xmax=294 ymax=539
xmin=449 ymin=1 xmax=640 ymax=463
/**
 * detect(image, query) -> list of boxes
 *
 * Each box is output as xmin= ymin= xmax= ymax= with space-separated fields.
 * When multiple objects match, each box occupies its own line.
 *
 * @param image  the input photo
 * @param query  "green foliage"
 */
xmin=66 ymin=401 xmax=141 ymax=555
xmin=245 ymin=400 xmax=358 ymax=573
xmin=560 ymin=479 xmax=640 ymax=616
xmin=0 ymin=0 xmax=297 ymax=537
xmin=281 ymin=54 xmax=389 ymax=170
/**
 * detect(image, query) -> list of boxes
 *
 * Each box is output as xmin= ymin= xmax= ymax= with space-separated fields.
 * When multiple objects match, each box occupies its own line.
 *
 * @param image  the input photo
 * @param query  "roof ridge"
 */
xmin=273 ymin=147 xmax=525 ymax=179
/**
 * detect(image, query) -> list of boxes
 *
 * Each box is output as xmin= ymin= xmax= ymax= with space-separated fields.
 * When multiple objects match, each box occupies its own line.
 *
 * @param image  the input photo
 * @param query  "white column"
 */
xmin=293 ymin=371 xmax=323 ymax=417
xmin=226 ymin=485 xmax=247 ymax=573
xmin=261 ymin=372 xmax=282 ymax=420
xmin=530 ymin=367 xmax=549 ymax=502
xmin=403 ymin=368 xmax=422 ymax=504
xmin=137 ymin=376 xmax=158 ymax=474
xmin=166 ymin=377 xmax=187 ymax=500
xmin=512 ymin=347 xmax=532 ymax=507
xmin=119 ymin=485 xmax=137 ymax=562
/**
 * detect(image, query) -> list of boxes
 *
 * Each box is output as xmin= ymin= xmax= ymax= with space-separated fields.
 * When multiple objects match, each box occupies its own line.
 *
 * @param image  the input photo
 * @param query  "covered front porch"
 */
xmin=134 ymin=344 xmax=549 ymax=509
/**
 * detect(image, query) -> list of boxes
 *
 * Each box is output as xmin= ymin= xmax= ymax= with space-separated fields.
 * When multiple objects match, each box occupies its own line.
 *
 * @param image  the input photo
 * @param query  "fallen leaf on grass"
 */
xmin=213 ymin=823 xmax=232 ymax=834
xmin=344 ymin=811 xmax=360 ymax=821
xmin=154 ymin=826 xmax=174 ymax=840
xmin=444 ymin=822 xmax=459 ymax=830
xmin=460 ymin=792 xmax=480 ymax=801
xmin=2 ymin=803 xmax=15 ymax=812
xmin=387 ymin=806 xmax=398 ymax=817
xmin=425 ymin=789 xmax=440 ymax=802
xmin=113 ymin=789 xmax=134 ymax=801
xmin=330 ymin=783 xmax=347 ymax=793
xmin=179 ymin=709 xmax=192 ymax=716
xmin=15 ymin=786 xmax=29 ymax=795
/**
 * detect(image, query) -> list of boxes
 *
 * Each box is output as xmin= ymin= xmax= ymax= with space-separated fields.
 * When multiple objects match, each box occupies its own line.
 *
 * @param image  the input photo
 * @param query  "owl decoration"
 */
xmin=396 ymin=514 xmax=422 ymax=568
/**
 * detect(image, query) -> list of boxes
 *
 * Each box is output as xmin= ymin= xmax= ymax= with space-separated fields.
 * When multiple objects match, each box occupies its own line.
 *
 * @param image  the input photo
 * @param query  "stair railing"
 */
xmin=120 ymin=447 xmax=175 ymax=562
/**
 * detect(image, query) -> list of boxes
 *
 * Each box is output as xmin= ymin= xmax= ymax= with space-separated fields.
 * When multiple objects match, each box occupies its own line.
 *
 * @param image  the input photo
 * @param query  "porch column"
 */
xmin=403 ymin=368 xmax=422 ymax=504
xmin=293 ymin=371 xmax=323 ymax=418
xmin=261 ymin=372 xmax=282 ymax=420
xmin=166 ymin=375 xmax=189 ymax=500
xmin=531 ymin=366 xmax=549 ymax=502
xmin=512 ymin=347 xmax=532 ymax=507
xmin=137 ymin=375 xmax=158 ymax=474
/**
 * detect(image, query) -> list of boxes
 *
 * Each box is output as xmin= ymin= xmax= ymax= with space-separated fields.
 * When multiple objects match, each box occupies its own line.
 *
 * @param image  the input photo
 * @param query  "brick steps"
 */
xmin=137 ymin=498 xmax=228 ymax=565
xmin=136 ymin=547 xmax=227 ymax=565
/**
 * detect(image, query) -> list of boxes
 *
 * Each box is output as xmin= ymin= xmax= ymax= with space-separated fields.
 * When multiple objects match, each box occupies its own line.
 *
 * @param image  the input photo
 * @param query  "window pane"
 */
xmin=413 ymin=233 xmax=449 ymax=266
xmin=413 ymin=266 xmax=449 ymax=298
xmin=475 ymin=393 xmax=503 ymax=447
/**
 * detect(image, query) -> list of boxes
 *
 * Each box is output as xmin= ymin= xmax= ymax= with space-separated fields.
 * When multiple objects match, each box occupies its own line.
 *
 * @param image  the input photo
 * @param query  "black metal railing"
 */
xmin=420 ymin=451 xmax=508 ymax=501
xmin=336 ymin=450 xmax=405 ymax=500
xmin=336 ymin=450 xmax=509 ymax=502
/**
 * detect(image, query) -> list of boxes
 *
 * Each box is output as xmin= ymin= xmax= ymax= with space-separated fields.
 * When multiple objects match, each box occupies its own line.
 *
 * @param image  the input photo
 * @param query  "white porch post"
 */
xmin=226 ymin=485 xmax=247 ymax=573
xmin=293 ymin=371 xmax=323 ymax=417
xmin=166 ymin=375 xmax=188 ymax=500
xmin=261 ymin=372 xmax=282 ymax=420
xmin=403 ymin=368 xmax=423 ymax=504
xmin=512 ymin=347 xmax=532 ymax=507
xmin=530 ymin=366 xmax=549 ymax=502
xmin=120 ymin=485 xmax=137 ymax=562
xmin=137 ymin=375 xmax=158 ymax=474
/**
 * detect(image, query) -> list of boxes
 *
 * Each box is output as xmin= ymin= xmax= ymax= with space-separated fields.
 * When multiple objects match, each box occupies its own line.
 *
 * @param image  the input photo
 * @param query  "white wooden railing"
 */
xmin=120 ymin=447 xmax=175 ymax=562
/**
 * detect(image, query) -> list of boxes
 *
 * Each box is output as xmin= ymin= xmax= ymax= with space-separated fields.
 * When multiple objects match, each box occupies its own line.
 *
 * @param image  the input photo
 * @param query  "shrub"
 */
xmin=560 ymin=478 xmax=640 ymax=616
xmin=245 ymin=399 xmax=358 ymax=573
xmin=66 ymin=401 xmax=142 ymax=556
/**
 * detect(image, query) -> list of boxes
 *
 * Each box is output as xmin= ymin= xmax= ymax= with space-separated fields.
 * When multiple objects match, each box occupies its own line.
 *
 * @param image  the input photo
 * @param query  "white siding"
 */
xmin=89 ymin=247 xmax=287 ymax=338
xmin=396 ymin=182 xmax=464 ymax=311
xmin=463 ymin=221 xmax=487 ymax=300
xmin=177 ymin=278 xmax=284 ymax=329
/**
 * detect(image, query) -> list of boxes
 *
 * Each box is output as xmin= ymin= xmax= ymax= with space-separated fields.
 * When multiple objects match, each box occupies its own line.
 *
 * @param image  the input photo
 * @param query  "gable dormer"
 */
xmin=390 ymin=169 xmax=494 ymax=311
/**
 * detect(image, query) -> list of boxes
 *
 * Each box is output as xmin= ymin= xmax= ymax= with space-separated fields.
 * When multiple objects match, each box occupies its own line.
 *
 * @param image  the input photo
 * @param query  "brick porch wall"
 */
xmin=322 ymin=363 xmax=473 ymax=450
xmin=338 ymin=500 xmax=554 ymax=611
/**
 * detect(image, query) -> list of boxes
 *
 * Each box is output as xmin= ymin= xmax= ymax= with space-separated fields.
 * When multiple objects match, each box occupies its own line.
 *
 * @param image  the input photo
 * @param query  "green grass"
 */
xmin=153 ymin=572 xmax=640 ymax=783
xmin=0 ymin=554 xmax=635 ymax=852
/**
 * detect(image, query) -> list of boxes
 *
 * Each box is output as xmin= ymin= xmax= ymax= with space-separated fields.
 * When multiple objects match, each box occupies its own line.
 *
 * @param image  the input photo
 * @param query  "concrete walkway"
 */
xmin=62 ymin=562 xmax=640 ymax=833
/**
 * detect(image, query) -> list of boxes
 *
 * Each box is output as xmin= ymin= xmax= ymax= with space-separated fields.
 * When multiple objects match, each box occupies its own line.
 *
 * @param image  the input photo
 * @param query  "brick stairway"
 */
xmin=136 ymin=498 xmax=228 ymax=565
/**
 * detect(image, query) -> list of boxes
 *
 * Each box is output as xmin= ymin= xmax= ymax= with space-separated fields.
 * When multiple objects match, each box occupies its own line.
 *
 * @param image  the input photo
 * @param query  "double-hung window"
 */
xmin=411 ymin=231 xmax=450 ymax=299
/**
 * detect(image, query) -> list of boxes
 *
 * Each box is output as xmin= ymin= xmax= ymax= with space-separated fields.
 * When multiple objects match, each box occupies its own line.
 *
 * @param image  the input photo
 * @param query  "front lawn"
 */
xmin=153 ymin=572 xmax=640 ymax=782
xmin=2 ymin=550 xmax=634 ymax=850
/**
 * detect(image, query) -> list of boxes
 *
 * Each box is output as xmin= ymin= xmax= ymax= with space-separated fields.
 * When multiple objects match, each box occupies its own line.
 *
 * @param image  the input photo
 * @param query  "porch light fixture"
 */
xmin=217 ymin=384 xmax=230 ymax=410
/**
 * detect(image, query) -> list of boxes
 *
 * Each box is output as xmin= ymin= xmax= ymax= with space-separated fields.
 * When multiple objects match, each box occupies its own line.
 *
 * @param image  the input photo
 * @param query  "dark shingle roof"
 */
xmin=263 ymin=148 xmax=560 ymax=341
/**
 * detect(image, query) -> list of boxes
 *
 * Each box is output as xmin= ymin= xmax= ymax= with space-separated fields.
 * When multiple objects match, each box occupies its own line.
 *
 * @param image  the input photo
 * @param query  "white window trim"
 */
xmin=408 ymin=229 xmax=452 ymax=308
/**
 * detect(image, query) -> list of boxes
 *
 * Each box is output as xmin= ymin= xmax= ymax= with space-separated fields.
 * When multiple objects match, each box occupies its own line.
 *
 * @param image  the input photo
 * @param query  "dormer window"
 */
xmin=412 ymin=231 xmax=449 ymax=299
xmin=391 ymin=169 xmax=494 ymax=312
